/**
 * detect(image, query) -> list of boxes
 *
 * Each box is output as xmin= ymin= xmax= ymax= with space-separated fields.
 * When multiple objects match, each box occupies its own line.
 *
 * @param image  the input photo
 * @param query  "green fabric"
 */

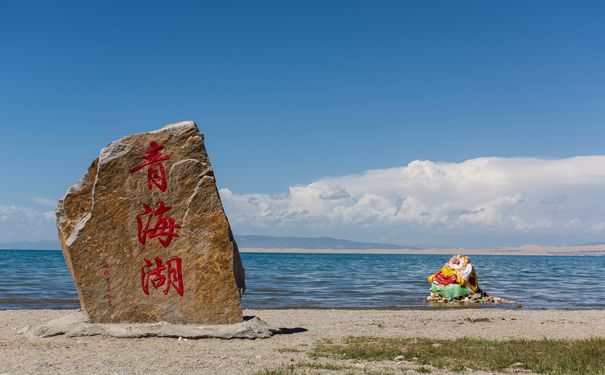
xmin=431 ymin=283 xmax=471 ymax=299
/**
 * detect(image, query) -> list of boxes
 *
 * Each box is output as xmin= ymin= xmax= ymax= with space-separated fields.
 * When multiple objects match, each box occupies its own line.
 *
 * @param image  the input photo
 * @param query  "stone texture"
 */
xmin=20 ymin=311 xmax=275 ymax=339
xmin=57 ymin=121 xmax=245 ymax=324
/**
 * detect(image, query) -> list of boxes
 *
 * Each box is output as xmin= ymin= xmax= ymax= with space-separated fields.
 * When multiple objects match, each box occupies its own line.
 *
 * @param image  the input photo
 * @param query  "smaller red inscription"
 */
xmin=129 ymin=141 xmax=171 ymax=192
xmin=136 ymin=200 xmax=182 ymax=248
xmin=101 ymin=261 xmax=113 ymax=308
xmin=141 ymin=256 xmax=184 ymax=297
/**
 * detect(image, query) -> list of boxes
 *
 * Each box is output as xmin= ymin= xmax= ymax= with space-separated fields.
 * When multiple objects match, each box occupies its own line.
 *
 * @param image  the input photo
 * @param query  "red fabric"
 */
xmin=433 ymin=271 xmax=457 ymax=286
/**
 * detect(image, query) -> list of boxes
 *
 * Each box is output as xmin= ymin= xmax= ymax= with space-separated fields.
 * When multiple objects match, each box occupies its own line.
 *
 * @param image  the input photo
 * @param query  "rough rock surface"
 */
xmin=20 ymin=311 xmax=274 ymax=339
xmin=56 ymin=121 xmax=245 ymax=324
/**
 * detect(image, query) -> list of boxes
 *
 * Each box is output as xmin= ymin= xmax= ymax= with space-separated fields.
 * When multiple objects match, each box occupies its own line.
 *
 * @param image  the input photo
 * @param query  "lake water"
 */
xmin=1 ymin=250 xmax=603 ymax=310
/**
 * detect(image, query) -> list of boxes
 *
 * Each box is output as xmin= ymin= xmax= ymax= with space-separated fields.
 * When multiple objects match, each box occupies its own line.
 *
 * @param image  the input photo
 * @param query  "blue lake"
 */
xmin=1 ymin=250 xmax=603 ymax=310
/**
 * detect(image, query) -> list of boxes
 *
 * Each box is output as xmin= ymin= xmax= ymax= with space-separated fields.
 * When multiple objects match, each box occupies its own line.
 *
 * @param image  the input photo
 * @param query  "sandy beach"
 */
xmin=1 ymin=308 xmax=605 ymax=374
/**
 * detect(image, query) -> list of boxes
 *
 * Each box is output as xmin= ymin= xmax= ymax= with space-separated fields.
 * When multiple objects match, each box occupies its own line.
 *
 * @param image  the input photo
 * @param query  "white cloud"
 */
xmin=221 ymin=156 xmax=605 ymax=247
xmin=0 ymin=206 xmax=57 ymax=242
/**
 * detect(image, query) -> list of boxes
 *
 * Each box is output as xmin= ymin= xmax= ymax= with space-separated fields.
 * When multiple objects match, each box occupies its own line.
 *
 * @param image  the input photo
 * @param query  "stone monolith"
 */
xmin=57 ymin=121 xmax=245 ymax=324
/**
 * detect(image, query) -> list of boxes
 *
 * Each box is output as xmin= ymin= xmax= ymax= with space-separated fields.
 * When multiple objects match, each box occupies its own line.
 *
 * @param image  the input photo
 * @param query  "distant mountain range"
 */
xmin=0 ymin=236 xmax=406 ymax=250
xmin=235 ymin=235 xmax=406 ymax=250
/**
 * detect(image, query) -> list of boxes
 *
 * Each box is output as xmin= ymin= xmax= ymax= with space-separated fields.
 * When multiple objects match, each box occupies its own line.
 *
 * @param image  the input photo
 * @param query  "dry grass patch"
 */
xmin=254 ymin=361 xmax=350 ymax=375
xmin=278 ymin=347 xmax=302 ymax=353
xmin=312 ymin=336 xmax=605 ymax=374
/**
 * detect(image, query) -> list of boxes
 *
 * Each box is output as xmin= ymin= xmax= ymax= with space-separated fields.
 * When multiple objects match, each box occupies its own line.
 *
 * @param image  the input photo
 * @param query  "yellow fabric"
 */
xmin=438 ymin=266 xmax=466 ymax=285
xmin=459 ymin=256 xmax=469 ymax=266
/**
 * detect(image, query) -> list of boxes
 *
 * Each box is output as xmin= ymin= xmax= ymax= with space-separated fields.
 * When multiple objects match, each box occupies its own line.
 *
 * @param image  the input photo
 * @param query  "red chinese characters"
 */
xmin=130 ymin=140 xmax=185 ymax=298
xmin=141 ymin=257 xmax=184 ymax=297
xmin=136 ymin=200 xmax=181 ymax=248
xmin=130 ymin=141 xmax=171 ymax=192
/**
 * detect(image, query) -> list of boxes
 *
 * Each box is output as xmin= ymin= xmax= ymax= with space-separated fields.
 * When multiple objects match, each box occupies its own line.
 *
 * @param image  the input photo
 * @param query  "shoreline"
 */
xmin=3 ymin=308 xmax=605 ymax=374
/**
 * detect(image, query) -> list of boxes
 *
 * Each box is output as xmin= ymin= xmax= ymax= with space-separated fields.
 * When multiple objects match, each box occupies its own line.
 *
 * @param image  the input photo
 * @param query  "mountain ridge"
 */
xmin=235 ymin=235 xmax=406 ymax=250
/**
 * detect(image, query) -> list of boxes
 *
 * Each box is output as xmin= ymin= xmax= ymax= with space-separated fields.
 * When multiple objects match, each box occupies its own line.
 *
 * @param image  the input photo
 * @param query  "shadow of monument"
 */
xmin=274 ymin=327 xmax=308 ymax=335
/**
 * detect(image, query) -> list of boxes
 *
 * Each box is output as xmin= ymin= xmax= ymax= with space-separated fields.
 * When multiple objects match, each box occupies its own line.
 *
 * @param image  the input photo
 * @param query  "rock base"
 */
xmin=19 ymin=311 xmax=276 ymax=339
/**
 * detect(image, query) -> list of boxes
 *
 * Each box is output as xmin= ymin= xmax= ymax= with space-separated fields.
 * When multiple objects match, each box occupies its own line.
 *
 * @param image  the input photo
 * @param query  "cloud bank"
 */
xmin=221 ymin=156 xmax=605 ymax=247
xmin=0 ymin=206 xmax=56 ymax=243
xmin=2 ymin=156 xmax=604 ymax=248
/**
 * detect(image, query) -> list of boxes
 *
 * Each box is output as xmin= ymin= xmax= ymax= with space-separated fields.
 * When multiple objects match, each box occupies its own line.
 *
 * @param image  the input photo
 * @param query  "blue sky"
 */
xmin=1 ymin=1 xmax=605 ymax=246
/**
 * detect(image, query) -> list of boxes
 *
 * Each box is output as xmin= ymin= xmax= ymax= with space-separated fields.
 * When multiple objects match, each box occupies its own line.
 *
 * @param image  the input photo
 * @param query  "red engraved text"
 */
xmin=130 ymin=141 xmax=171 ymax=192
xmin=132 ymin=141 xmax=185 ymax=298
xmin=141 ymin=256 xmax=184 ymax=296
xmin=136 ymin=200 xmax=181 ymax=248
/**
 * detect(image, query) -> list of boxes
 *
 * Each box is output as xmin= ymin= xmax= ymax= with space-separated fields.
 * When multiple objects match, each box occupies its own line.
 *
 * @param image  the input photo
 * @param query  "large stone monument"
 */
xmin=56 ymin=121 xmax=245 ymax=324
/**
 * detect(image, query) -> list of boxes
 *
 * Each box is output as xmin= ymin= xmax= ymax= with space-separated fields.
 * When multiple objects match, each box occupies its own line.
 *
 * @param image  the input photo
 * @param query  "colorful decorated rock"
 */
xmin=427 ymin=255 xmax=479 ymax=300
xmin=56 ymin=121 xmax=245 ymax=324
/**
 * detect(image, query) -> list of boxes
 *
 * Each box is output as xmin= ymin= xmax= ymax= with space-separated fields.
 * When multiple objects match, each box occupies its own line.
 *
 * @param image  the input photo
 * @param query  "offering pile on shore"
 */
xmin=426 ymin=255 xmax=516 ymax=305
